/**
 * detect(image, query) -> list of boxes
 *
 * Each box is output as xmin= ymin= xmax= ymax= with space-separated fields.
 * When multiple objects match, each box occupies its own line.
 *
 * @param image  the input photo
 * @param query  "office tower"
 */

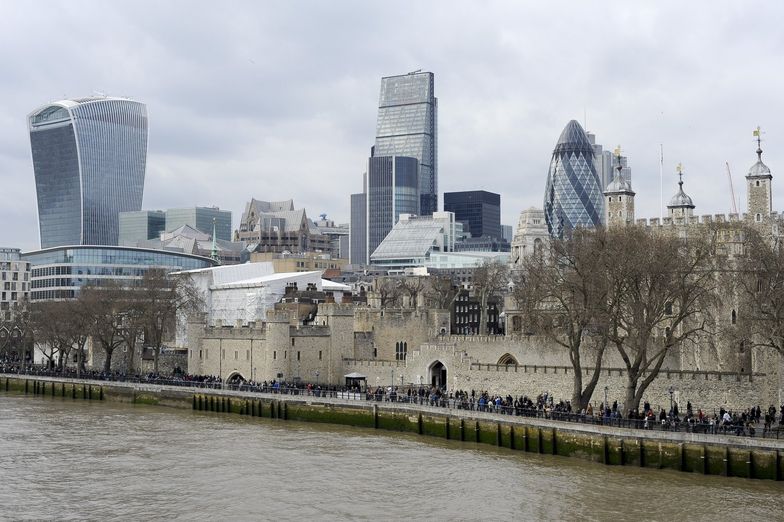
xmin=501 ymin=225 xmax=513 ymax=243
xmin=443 ymin=190 xmax=501 ymax=239
xmin=349 ymin=156 xmax=419 ymax=265
xmin=374 ymin=71 xmax=438 ymax=215
xmin=543 ymin=120 xmax=604 ymax=238
xmin=349 ymin=193 xmax=367 ymax=265
xmin=0 ymin=248 xmax=30 ymax=321
xmin=28 ymin=97 xmax=148 ymax=247
xmin=118 ymin=210 xmax=166 ymax=246
xmin=367 ymin=155 xmax=419 ymax=263
xmin=165 ymin=207 xmax=232 ymax=241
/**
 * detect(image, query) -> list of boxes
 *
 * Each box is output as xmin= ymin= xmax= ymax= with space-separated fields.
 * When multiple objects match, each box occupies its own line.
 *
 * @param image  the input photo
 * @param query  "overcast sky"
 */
xmin=1 ymin=1 xmax=782 ymax=251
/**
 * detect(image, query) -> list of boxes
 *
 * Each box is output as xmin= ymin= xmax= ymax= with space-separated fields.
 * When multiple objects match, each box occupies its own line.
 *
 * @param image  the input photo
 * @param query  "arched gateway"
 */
xmin=429 ymin=361 xmax=447 ymax=390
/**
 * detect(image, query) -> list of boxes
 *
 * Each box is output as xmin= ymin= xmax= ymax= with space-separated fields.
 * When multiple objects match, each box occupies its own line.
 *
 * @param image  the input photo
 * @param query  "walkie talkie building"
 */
xmin=28 ymin=97 xmax=148 ymax=248
xmin=543 ymin=120 xmax=604 ymax=238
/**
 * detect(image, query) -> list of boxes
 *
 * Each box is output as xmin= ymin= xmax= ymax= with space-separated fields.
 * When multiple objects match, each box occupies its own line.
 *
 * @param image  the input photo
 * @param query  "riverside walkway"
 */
xmin=3 ymin=372 xmax=784 ymax=452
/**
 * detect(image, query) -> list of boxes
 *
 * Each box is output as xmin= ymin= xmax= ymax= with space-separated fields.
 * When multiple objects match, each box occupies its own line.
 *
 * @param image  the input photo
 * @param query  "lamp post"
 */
xmin=668 ymin=386 xmax=674 ymax=415
xmin=315 ymin=370 xmax=320 ymax=386
xmin=604 ymin=386 xmax=608 ymax=414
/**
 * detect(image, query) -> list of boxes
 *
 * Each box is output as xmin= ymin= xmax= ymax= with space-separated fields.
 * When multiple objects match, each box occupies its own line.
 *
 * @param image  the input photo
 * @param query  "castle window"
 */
xmin=319 ymin=350 xmax=322 ymax=360
xmin=297 ymin=351 xmax=301 ymax=361
xmin=619 ymin=196 xmax=623 ymax=202
xmin=234 ymin=350 xmax=238 ymax=360
xmin=608 ymin=197 xmax=613 ymax=202
xmin=273 ymin=351 xmax=277 ymax=360
xmin=755 ymin=213 xmax=762 ymax=222
xmin=731 ymin=309 xmax=736 ymax=325
xmin=395 ymin=341 xmax=407 ymax=361
xmin=291 ymin=338 xmax=295 ymax=346
xmin=665 ymin=301 xmax=673 ymax=315
xmin=756 ymin=180 xmax=760 ymax=187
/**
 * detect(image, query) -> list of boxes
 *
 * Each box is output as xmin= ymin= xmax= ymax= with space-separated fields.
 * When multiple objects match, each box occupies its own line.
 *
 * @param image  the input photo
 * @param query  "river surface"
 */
xmin=0 ymin=395 xmax=781 ymax=521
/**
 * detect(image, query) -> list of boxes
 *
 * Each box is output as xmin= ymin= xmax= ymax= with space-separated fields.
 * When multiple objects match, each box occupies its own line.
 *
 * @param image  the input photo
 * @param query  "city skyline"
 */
xmin=1 ymin=2 xmax=783 ymax=250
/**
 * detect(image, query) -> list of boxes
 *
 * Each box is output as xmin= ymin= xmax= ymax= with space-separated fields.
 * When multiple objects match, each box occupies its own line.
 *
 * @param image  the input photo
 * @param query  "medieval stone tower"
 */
xmin=603 ymin=147 xmax=635 ymax=226
xmin=746 ymin=128 xmax=773 ymax=222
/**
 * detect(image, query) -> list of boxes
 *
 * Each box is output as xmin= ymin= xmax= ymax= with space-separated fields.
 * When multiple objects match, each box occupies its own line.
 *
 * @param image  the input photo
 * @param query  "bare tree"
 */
xmin=471 ymin=259 xmax=509 ymax=335
xmin=606 ymin=226 xmax=715 ymax=413
xmin=1 ymin=301 xmax=31 ymax=363
xmin=425 ymin=276 xmax=459 ymax=310
xmin=30 ymin=302 xmax=71 ymax=369
xmin=512 ymin=227 xmax=611 ymax=411
xmin=80 ymin=283 xmax=128 ymax=374
xmin=399 ymin=276 xmax=426 ymax=309
xmin=375 ymin=278 xmax=402 ymax=309
xmin=734 ymin=226 xmax=784 ymax=356
xmin=138 ymin=269 xmax=204 ymax=373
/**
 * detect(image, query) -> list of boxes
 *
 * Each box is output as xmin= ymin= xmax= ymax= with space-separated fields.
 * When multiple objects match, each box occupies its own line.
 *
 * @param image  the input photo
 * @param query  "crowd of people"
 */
xmin=3 ymin=358 xmax=783 ymax=439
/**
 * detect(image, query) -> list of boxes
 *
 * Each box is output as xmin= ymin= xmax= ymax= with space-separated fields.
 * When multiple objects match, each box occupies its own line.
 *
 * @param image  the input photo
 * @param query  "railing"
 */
xmin=467 ymin=363 xmax=764 ymax=381
xmin=2 ymin=365 xmax=782 ymax=440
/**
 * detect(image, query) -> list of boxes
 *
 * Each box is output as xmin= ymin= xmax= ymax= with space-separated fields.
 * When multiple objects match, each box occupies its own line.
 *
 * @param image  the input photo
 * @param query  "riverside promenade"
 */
xmin=2 ymin=373 xmax=783 ymax=481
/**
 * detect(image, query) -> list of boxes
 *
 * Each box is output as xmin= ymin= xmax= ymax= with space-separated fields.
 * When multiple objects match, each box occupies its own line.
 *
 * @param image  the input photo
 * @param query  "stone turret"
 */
xmin=603 ymin=146 xmax=635 ymax=226
xmin=746 ymin=127 xmax=773 ymax=222
xmin=667 ymin=164 xmax=695 ymax=222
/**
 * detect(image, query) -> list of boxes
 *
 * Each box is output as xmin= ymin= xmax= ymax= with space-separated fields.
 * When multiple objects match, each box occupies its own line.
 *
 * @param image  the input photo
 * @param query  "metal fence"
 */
xmin=3 ymin=365 xmax=782 ymax=440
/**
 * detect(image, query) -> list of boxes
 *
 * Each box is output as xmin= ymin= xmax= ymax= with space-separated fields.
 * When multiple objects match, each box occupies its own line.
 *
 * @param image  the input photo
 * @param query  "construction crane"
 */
xmin=726 ymin=162 xmax=739 ymax=214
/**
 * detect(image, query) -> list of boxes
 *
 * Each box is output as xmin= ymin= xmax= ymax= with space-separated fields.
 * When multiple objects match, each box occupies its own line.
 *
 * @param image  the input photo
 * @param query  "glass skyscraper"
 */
xmin=444 ymin=190 xmax=501 ymax=239
xmin=349 ymin=155 xmax=419 ymax=265
xmin=374 ymin=71 xmax=438 ymax=216
xmin=543 ymin=120 xmax=604 ymax=238
xmin=28 ymin=97 xmax=148 ymax=248
xmin=367 ymin=155 xmax=419 ymax=259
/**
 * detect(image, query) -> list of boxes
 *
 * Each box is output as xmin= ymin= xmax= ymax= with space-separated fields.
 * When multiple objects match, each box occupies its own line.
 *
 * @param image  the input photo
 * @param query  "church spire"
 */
xmin=211 ymin=218 xmax=220 ymax=264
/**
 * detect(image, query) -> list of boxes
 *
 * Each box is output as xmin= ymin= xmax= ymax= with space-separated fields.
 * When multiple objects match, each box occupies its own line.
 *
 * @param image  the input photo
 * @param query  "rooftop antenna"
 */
xmin=725 ymin=162 xmax=739 ymax=214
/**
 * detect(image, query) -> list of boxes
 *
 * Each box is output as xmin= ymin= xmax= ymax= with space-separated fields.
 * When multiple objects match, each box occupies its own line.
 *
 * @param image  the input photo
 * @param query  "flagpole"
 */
xmin=659 ymin=144 xmax=664 ymax=221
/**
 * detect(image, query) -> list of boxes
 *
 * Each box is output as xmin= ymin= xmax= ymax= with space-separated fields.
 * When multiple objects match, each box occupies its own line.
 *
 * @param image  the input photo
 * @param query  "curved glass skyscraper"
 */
xmin=28 ymin=97 xmax=148 ymax=248
xmin=543 ymin=120 xmax=603 ymax=238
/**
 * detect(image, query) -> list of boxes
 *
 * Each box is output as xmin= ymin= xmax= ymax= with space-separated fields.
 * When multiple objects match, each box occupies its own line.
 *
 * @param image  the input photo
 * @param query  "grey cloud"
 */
xmin=1 ymin=0 xmax=783 ymax=251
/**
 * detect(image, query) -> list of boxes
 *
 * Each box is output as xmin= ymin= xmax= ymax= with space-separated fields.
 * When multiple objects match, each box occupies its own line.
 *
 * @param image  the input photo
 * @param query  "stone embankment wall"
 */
xmin=2 ymin=374 xmax=783 ymax=482
xmin=346 ymin=343 xmax=781 ymax=413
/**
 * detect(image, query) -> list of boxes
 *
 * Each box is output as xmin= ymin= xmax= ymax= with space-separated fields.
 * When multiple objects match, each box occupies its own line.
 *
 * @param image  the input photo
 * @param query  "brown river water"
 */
xmin=0 ymin=395 xmax=781 ymax=521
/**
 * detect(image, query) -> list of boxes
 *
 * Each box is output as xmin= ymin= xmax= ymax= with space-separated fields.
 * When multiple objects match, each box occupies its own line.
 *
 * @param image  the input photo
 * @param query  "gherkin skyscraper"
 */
xmin=543 ymin=120 xmax=604 ymax=238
